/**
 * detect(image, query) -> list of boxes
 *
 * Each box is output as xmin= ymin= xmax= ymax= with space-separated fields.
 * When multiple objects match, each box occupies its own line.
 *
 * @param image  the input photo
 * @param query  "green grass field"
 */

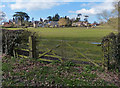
xmin=6 ymin=26 xmax=116 ymax=65
xmin=7 ymin=26 xmax=115 ymax=41
xmin=27 ymin=26 xmax=115 ymax=41
xmin=26 ymin=26 xmax=116 ymax=65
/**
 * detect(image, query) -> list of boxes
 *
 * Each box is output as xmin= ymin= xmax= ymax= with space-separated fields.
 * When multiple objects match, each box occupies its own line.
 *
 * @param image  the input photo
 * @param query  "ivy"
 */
xmin=101 ymin=32 xmax=120 ymax=71
xmin=2 ymin=29 xmax=31 ymax=56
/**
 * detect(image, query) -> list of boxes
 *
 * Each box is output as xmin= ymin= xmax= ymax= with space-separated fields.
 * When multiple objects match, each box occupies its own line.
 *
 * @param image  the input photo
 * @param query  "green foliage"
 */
xmin=101 ymin=32 xmax=120 ymax=71
xmin=51 ymin=60 xmax=61 ymax=65
xmin=58 ymin=18 xmax=72 ymax=27
xmin=74 ymin=17 xmax=80 ymax=22
xmin=62 ymin=61 xmax=76 ymax=67
xmin=52 ymin=13 xmax=60 ymax=21
xmin=83 ymin=65 xmax=104 ymax=73
xmin=13 ymin=12 xmax=30 ymax=26
xmin=2 ymin=63 xmax=12 ymax=72
xmin=2 ymin=29 xmax=32 ymax=56
xmin=47 ymin=16 xmax=52 ymax=21
xmin=107 ymin=17 xmax=118 ymax=29
xmin=2 ymin=56 xmax=117 ymax=86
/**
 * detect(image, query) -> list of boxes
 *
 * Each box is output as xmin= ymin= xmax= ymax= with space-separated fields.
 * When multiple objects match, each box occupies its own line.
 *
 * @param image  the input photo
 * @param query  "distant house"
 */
xmin=3 ymin=21 xmax=13 ymax=28
xmin=82 ymin=22 xmax=89 ymax=27
xmin=1 ymin=22 xmax=5 ymax=25
xmin=39 ymin=23 xmax=44 ymax=27
xmin=72 ymin=21 xmax=95 ymax=28
xmin=72 ymin=22 xmax=82 ymax=27
xmin=33 ymin=21 xmax=50 ymax=28
xmin=33 ymin=21 xmax=40 ymax=28
xmin=32 ymin=20 xmax=62 ymax=28
xmin=48 ymin=21 xmax=59 ymax=28
xmin=72 ymin=22 xmax=87 ymax=27
xmin=72 ymin=23 xmax=77 ymax=27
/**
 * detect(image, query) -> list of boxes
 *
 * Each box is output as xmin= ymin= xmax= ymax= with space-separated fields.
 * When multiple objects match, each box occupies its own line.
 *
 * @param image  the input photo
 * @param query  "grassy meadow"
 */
xmin=6 ymin=26 xmax=116 ymax=64
xmin=7 ymin=26 xmax=115 ymax=41
xmin=26 ymin=26 xmax=115 ymax=64
xmin=28 ymin=26 xmax=115 ymax=41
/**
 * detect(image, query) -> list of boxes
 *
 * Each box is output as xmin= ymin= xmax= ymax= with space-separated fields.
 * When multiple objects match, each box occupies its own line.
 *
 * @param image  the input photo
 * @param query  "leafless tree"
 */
xmin=0 ymin=11 xmax=6 ymax=22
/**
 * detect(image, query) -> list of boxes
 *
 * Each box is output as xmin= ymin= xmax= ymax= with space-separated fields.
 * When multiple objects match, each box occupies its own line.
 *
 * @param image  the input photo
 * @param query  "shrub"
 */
xmin=101 ymin=32 xmax=120 ymax=71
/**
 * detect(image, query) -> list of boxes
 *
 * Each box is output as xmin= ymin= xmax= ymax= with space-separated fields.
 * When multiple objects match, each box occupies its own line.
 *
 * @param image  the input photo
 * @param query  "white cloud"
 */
xmin=9 ymin=0 xmax=120 ymax=11
xmin=9 ymin=0 xmax=120 ymax=12
xmin=69 ymin=0 xmax=117 ymax=15
xmin=76 ymin=8 xmax=97 ymax=15
xmin=80 ymin=3 xmax=96 ymax=7
xmin=10 ymin=0 xmax=67 ymax=11
xmin=0 ymin=5 xmax=6 ymax=8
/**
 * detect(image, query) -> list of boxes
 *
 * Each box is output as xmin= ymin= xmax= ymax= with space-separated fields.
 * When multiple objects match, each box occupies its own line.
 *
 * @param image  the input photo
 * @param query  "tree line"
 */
xmin=1 ymin=11 xmax=91 ymax=27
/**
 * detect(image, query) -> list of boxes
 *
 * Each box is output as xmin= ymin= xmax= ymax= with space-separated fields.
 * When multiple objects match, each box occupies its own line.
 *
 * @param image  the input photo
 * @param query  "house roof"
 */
xmin=49 ymin=21 xmax=58 ymax=25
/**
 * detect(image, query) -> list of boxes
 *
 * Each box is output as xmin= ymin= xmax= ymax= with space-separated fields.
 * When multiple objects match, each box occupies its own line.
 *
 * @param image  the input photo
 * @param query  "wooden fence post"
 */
xmin=29 ymin=35 xmax=36 ymax=58
xmin=107 ymin=41 xmax=110 ymax=70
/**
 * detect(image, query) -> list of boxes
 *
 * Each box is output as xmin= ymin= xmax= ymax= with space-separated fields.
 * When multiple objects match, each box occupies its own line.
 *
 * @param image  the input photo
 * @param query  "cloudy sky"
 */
xmin=0 ymin=0 xmax=118 ymax=23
